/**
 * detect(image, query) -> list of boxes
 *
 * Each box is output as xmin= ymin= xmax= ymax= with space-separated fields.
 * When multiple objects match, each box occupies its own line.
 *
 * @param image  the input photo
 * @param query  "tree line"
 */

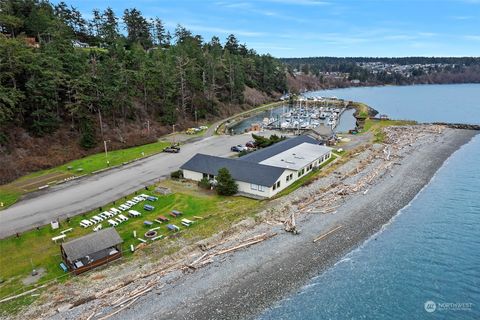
xmin=0 ymin=0 xmax=287 ymax=148
xmin=281 ymin=57 xmax=480 ymax=86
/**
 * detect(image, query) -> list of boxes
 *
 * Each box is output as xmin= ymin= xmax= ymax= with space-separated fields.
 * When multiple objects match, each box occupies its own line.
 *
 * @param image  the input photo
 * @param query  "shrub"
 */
xmin=198 ymin=177 xmax=211 ymax=189
xmin=170 ymin=170 xmax=183 ymax=179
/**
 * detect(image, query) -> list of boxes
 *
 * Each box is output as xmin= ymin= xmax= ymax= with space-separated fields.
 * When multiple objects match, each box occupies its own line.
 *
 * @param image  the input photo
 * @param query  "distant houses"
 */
xmin=181 ymin=136 xmax=332 ymax=198
xmin=60 ymin=228 xmax=123 ymax=275
xmin=71 ymin=40 xmax=90 ymax=48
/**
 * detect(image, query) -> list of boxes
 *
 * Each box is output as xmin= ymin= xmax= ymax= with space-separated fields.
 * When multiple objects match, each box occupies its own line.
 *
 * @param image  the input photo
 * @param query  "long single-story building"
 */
xmin=181 ymin=135 xmax=332 ymax=198
xmin=60 ymin=228 xmax=123 ymax=275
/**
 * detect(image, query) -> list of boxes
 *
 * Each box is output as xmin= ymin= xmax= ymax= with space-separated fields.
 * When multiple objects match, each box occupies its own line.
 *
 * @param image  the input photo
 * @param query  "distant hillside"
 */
xmin=281 ymin=56 xmax=480 ymax=91
xmin=0 ymin=0 xmax=287 ymax=183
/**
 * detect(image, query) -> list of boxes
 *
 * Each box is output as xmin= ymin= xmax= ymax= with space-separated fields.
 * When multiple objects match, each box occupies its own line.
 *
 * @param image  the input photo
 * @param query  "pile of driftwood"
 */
xmin=78 ymin=232 xmax=277 ymax=320
xmin=283 ymin=212 xmax=299 ymax=234
xmin=383 ymin=125 xmax=444 ymax=150
xmin=185 ymin=232 xmax=277 ymax=270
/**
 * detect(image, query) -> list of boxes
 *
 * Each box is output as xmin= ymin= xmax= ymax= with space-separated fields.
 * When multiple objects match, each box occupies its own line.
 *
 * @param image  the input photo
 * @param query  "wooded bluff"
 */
xmin=0 ymin=1 xmax=287 ymax=182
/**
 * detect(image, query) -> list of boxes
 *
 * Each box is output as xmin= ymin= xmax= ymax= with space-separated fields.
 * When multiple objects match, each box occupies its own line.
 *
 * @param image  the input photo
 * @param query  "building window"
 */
xmin=273 ymin=184 xmax=276 ymax=190
xmin=258 ymin=185 xmax=265 ymax=192
xmin=250 ymin=184 xmax=258 ymax=190
xmin=277 ymin=181 xmax=280 ymax=188
xmin=286 ymin=175 xmax=290 ymax=182
xmin=202 ymin=173 xmax=208 ymax=179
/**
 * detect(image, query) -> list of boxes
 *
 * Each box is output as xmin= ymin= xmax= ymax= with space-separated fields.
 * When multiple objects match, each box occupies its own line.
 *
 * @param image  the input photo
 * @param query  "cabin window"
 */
xmin=250 ymin=184 xmax=258 ymax=190
xmin=258 ymin=185 xmax=265 ymax=192
xmin=273 ymin=184 xmax=277 ymax=190
xmin=277 ymin=181 xmax=280 ymax=188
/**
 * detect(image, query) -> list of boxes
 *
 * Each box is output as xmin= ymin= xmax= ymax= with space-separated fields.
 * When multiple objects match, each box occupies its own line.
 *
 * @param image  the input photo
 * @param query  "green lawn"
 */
xmin=363 ymin=118 xmax=417 ymax=142
xmin=0 ymin=189 xmax=21 ymax=209
xmin=22 ymin=140 xmax=171 ymax=179
xmin=0 ymin=140 xmax=171 ymax=209
xmin=0 ymin=181 xmax=259 ymax=315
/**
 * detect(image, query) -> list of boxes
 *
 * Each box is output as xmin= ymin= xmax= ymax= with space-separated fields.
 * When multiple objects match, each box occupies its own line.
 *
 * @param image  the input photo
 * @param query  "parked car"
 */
xmin=163 ymin=146 xmax=180 ymax=153
xmin=231 ymin=144 xmax=246 ymax=152
xmin=246 ymin=141 xmax=256 ymax=148
xmin=146 ymin=196 xmax=158 ymax=201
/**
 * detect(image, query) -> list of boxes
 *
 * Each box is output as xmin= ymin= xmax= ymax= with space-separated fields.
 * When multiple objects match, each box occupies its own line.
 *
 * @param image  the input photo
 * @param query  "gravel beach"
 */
xmin=41 ymin=127 xmax=477 ymax=320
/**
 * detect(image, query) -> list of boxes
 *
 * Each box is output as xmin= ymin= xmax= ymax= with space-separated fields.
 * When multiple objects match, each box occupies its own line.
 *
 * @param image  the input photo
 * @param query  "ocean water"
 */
xmin=258 ymin=84 xmax=480 ymax=320
xmin=305 ymin=83 xmax=480 ymax=124
xmin=259 ymin=134 xmax=480 ymax=320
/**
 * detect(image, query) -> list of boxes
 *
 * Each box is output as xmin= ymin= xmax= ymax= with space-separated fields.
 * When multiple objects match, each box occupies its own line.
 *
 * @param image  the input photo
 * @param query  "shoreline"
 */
xmin=37 ymin=127 xmax=477 ymax=320
xmin=161 ymin=129 xmax=476 ymax=320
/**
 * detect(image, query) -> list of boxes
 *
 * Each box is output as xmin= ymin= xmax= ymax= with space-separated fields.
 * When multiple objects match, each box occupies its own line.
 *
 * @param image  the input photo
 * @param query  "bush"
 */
xmin=170 ymin=170 xmax=183 ymax=179
xmin=198 ymin=177 xmax=211 ymax=189
xmin=215 ymin=167 xmax=238 ymax=196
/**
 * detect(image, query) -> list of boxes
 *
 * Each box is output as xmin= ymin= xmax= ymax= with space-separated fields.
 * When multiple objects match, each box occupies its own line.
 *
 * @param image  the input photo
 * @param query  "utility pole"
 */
xmin=104 ymin=140 xmax=109 ymax=166
xmin=172 ymin=124 xmax=176 ymax=145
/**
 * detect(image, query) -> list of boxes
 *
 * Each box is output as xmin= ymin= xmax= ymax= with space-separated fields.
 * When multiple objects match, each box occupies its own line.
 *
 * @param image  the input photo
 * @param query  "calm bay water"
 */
xmin=305 ymin=83 xmax=480 ymax=124
xmin=258 ymin=84 xmax=480 ymax=320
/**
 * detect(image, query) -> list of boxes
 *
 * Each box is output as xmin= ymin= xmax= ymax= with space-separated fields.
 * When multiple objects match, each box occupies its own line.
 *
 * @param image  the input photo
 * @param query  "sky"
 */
xmin=53 ymin=0 xmax=480 ymax=58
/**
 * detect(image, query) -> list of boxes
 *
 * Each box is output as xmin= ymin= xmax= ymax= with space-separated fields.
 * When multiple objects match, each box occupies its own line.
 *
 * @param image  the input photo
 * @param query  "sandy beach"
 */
xmin=34 ymin=126 xmax=476 ymax=320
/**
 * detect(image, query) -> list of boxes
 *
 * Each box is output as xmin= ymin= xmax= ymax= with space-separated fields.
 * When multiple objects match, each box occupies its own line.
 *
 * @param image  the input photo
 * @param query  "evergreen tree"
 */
xmin=215 ymin=168 xmax=238 ymax=196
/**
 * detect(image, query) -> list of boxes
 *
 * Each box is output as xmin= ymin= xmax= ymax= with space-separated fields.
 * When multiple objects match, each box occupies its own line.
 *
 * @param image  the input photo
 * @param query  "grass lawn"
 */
xmin=0 ymin=140 xmax=171 ymax=209
xmin=0 ymin=180 xmax=259 ymax=315
xmin=0 ymin=188 xmax=21 ymax=209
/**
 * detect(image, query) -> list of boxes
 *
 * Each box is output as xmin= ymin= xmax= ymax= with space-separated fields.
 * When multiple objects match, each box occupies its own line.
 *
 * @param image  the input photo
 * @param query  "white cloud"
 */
xmin=183 ymin=24 xmax=267 ymax=37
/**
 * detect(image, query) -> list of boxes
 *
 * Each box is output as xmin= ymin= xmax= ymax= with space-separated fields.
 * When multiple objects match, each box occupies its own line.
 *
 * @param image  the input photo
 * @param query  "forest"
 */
xmin=0 ymin=0 xmax=287 ymax=151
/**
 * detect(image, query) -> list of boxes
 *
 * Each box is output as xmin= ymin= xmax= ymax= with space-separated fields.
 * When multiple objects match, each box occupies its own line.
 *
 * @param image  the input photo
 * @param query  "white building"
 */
xmin=181 ymin=136 xmax=332 ymax=199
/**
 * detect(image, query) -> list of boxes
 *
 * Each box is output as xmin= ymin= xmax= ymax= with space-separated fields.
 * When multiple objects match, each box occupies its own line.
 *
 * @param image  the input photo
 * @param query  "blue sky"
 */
xmin=55 ymin=0 xmax=480 ymax=57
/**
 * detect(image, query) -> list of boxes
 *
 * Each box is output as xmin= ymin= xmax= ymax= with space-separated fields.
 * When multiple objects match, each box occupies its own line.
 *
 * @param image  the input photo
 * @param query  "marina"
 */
xmin=229 ymin=96 xmax=353 ymax=136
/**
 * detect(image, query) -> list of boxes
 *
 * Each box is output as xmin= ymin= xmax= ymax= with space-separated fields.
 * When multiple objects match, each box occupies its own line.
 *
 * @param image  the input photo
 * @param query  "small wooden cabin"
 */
xmin=60 ymin=228 xmax=123 ymax=275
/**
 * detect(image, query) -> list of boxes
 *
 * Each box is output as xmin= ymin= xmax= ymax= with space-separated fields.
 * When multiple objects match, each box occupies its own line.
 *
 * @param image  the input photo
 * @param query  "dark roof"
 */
xmin=181 ymin=154 xmax=285 ymax=186
xmin=61 ymin=228 xmax=123 ymax=262
xmin=239 ymin=135 xmax=320 ymax=163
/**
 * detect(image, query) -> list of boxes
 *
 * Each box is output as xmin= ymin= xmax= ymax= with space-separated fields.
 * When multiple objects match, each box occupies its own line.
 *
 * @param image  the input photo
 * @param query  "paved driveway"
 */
xmin=0 ymin=133 xmax=254 ymax=239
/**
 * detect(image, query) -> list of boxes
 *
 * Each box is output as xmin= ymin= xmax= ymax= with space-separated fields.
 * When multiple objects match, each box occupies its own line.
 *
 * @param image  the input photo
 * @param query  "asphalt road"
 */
xmin=0 ymin=133 xmax=254 ymax=239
